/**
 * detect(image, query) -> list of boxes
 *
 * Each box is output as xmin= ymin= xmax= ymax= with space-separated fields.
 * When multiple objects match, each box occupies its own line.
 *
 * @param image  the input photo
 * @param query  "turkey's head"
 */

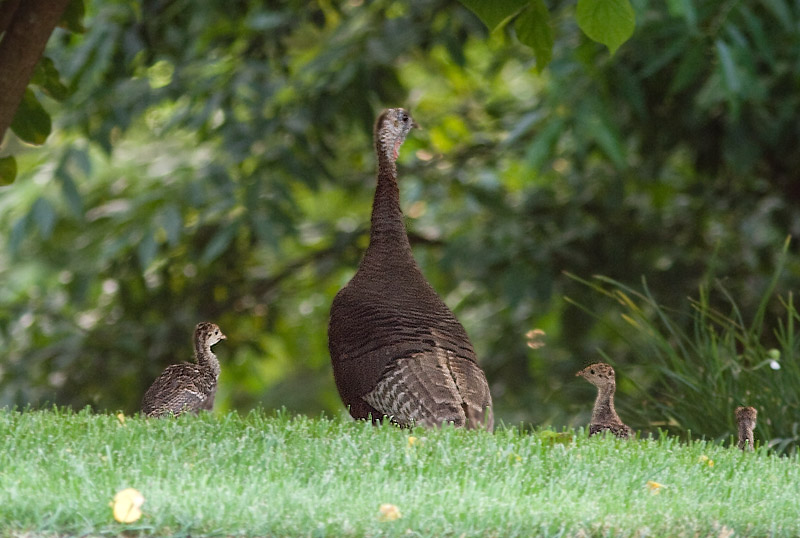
xmin=576 ymin=362 xmax=616 ymax=388
xmin=735 ymin=406 xmax=757 ymax=430
xmin=376 ymin=108 xmax=417 ymax=163
xmin=196 ymin=321 xmax=226 ymax=348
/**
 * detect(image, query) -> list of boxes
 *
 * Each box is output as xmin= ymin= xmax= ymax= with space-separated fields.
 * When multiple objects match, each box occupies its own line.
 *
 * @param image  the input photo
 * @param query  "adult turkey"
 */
xmin=141 ymin=322 xmax=226 ymax=417
xmin=328 ymin=108 xmax=493 ymax=430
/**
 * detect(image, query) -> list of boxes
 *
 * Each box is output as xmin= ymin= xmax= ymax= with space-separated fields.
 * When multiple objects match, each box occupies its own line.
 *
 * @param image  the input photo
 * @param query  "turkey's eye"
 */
xmin=215 ymin=330 xmax=219 ymax=335
xmin=590 ymin=369 xmax=595 ymax=374
xmin=401 ymin=112 xmax=409 ymax=123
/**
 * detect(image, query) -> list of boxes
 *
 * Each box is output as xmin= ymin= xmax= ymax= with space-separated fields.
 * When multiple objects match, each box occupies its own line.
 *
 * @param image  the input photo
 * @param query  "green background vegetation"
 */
xmin=1 ymin=0 xmax=799 ymax=448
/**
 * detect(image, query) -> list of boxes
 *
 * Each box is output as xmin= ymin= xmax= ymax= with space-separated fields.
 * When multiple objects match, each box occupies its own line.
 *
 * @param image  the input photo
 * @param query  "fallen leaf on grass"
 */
xmin=111 ymin=488 xmax=144 ymax=523
xmin=646 ymin=481 xmax=664 ymax=494
xmin=116 ymin=413 xmax=126 ymax=426
xmin=378 ymin=503 xmax=401 ymax=521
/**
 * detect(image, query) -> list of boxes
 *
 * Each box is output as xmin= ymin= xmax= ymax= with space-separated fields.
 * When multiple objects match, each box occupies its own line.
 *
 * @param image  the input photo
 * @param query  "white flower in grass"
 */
xmin=378 ymin=503 xmax=401 ymax=522
xmin=768 ymin=349 xmax=781 ymax=370
xmin=111 ymin=488 xmax=144 ymax=523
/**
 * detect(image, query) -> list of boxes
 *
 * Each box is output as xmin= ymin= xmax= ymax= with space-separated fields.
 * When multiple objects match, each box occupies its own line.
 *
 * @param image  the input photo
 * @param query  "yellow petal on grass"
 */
xmin=111 ymin=488 xmax=144 ymax=523
xmin=698 ymin=454 xmax=714 ymax=467
xmin=116 ymin=413 xmax=126 ymax=425
xmin=407 ymin=436 xmax=418 ymax=447
xmin=646 ymin=481 xmax=664 ymax=494
xmin=378 ymin=503 xmax=401 ymax=522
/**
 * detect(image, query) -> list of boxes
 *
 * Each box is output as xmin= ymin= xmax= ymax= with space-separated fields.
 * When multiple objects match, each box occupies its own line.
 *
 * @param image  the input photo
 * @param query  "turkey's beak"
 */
xmin=220 ymin=333 xmax=227 ymax=340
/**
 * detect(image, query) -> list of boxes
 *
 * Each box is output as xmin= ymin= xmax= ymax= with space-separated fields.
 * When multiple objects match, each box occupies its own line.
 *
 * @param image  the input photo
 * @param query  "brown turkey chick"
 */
xmin=141 ymin=322 xmax=226 ymax=417
xmin=576 ymin=362 xmax=632 ymax=439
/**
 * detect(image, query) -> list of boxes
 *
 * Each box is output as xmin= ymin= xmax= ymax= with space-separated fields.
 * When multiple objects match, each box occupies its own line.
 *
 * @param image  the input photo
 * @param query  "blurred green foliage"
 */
xmin=0 ymin=0 xmax=85 ymax=184
xmin=1 ymin=0 xmax=798 ymax=439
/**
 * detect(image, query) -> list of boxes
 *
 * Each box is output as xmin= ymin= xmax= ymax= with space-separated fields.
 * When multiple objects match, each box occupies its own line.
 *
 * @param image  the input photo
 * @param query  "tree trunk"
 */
xmin=0 ymin=0 xmax=72 ymax=142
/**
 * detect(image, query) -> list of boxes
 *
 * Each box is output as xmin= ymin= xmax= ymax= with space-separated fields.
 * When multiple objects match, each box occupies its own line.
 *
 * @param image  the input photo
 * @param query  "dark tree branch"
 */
xmin=0 ymin=0 xmax=71 ymax=142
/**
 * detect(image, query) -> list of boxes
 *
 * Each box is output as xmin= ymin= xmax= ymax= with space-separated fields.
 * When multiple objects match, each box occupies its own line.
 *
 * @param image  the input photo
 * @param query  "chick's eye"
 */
xmin=401 ymin=112 xmax=409 ymax=122
xmin=590 ymin=369 xmax=595 ymax=374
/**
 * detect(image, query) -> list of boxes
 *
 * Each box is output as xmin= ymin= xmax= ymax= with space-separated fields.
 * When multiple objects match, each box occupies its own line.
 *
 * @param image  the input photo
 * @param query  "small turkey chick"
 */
xmin=576 ymin=362 xmax=632 ymax=439
xmin=141 ymin=322 xmax=226 ymax=417
xmin=735 ymin=406 xmax=757 ymax=451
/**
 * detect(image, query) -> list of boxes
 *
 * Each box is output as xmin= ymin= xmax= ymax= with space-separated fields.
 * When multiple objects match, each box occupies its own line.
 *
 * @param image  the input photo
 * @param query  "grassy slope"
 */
xmin=1 ymin=409 xmax=798 ymax=537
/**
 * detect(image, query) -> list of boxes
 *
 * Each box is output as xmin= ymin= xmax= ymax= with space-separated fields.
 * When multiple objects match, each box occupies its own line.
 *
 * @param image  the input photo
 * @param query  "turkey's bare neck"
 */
xmin=591 ymin=383 xmax=621 ymax=425
xmin=195 ymin=340 xmax=220 ymax=378
xmin=364 ymin=152 xmax=413 ymax=264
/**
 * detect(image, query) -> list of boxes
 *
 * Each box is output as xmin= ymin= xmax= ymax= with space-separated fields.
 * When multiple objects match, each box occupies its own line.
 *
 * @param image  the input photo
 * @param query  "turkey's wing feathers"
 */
xmin=363 ymin=346 xmax=493 ymax=430
xmin=141 ymin=363 xmax=216 ymax=417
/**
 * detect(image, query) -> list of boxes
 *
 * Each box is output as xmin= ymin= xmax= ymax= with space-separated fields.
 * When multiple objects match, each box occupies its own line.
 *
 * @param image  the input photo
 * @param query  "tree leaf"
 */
xmin=160 ymin=205 xmax=183 ymax=247
xmin=32 ymin=57 xmax=70 ymax=101
xmin=9 ymin=215 xmax=29 ymax=254
xmin=715 ymin=40 xmax=741 ymax=95
xmin=137 ymin=231 xmax=157 ymax=270
xmin=55 ymin=167 xmax=84 ymax=217
xmin=668 ymin=44 xmax=704 ymax=96
xmin=31 ymin=197 xmax=57 ymax=240
xmin=576 ymin=0 xmax=636 ymax=55
xmin=515 ymin=0 xmax=553 ymax=72
xmin=201 ymin=225 xmax=236 ymax=264
xmin=67 ymin=146 xmax=92 ymax=176
xmin=0 ymin=156 xmax=17 ymax=185
xmin=666 ymin=0 xmax=697 ymax=28
xmin=459 ymin=0 xmax=529 ymax=32
xmin=580 ymin=112 xmax=626 ymax=168
xmin=10 ymin=89 xmax=52 ymax=145
xmin=59 ymin=0 xmax=86 ymax=33
xmin=525 ymin=117 xmax=565 ymax=171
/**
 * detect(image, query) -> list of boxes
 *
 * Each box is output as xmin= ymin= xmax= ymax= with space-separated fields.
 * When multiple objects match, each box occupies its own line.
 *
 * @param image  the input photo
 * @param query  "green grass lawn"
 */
xmin=1 ymin=409 xmax=798 ymax=537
